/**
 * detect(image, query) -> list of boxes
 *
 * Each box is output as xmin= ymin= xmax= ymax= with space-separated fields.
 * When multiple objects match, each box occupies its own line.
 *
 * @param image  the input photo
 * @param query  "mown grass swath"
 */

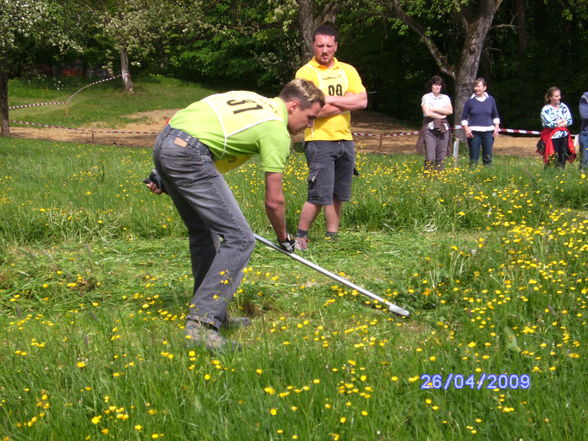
xmin=1 ymin=77 xmax=587 ymax=440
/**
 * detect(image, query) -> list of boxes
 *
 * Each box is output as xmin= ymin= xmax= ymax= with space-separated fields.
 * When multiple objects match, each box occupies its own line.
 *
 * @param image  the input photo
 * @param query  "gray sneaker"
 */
xmin=224 ymin=316 xmax=252 ymax=329
xmin=184 ymin=320 xmax=240 ymax=352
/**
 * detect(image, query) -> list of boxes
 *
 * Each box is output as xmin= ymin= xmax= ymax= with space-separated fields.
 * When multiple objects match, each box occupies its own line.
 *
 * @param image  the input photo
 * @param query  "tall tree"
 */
xmin=0 ymin=0 xmax=83 ymax=135
xmin=97 ymin=0 xmax=206 ymax=93
xmin=377 ymin=0 xmax=504 ymax=127
xmin=98 ymin=0 xmax=146 ymax=93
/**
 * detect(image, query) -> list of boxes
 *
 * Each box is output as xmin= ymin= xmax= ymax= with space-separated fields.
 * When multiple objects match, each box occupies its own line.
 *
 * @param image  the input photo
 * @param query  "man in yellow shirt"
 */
xmin=295 ymin=23 xmax=367 ymax=250
xmin=146 ymin=79 xmax=324 ymax=352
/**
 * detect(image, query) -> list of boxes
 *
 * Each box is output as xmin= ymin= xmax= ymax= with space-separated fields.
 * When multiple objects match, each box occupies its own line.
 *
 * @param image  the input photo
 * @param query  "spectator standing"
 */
xmin=294 ymin=23 xmax=367 ymax=250
xmin=461 ymin=78 xmax=501 ymax=167
xmin=540 ymin=86 xmax=575 ymax=168
xmin=416 ymin=75 xmax=453 ymax=173
xmin=578 ymin=91 xmax=588 ymax=170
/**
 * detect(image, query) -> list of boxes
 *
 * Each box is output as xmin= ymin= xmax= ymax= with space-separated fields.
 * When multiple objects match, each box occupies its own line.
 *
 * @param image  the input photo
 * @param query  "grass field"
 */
xmin=8 ymin=75 xmax=214 ymax=127
xmin=1 ymin=77 xmax=587 ymax=440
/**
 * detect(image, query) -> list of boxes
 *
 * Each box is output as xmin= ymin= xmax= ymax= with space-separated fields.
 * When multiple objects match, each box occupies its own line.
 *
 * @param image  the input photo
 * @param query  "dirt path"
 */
xmin=9 ymin=109 xmax=541 ymax=157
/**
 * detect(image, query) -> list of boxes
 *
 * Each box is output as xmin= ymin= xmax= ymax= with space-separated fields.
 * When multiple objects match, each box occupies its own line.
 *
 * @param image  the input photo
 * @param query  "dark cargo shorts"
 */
xmin=304 ymin=140 xmax=355 ymax=205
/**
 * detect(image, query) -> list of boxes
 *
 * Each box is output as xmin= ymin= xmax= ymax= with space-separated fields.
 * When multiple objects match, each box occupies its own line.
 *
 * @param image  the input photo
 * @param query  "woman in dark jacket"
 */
xmin=460 ymin=78 xmax=501 ymax=167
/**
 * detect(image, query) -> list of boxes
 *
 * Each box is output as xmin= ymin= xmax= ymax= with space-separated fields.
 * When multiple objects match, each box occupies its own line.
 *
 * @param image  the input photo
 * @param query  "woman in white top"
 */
xmin=540 ymin=86 xmax=574 ymax=168
xmin=417 ymin=75 xmax=453 ymax=173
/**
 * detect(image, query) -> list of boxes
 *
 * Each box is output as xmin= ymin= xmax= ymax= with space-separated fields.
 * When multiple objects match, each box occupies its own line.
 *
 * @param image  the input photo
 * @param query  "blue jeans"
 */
xmin=153 ymin=126 xmax=255 ymax=329
xmin=580 ymin=131 xmax=588 ymax=170
xmin=468 ymin=130 xmax=494 ymax=166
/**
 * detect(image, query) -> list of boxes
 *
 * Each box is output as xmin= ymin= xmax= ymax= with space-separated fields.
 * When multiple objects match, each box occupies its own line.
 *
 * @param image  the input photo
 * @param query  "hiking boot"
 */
xmin=224 ymin=316 xmax=252 ymax=329
xmin=184 ymin=320 xmax=240 ymax=352
xmin=295 ymin=236 xmax=309 ymax=250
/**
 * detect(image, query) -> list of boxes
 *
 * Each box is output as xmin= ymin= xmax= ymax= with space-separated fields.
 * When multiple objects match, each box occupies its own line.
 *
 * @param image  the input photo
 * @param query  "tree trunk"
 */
xmin=388 ymin=0 xmax=502 ymax=134
xmin=298 ymin=0 xmax=315 ymax=60
xmin=120 ymin=48 xmax=134 ymax=94
xmin=0 ymin=69 xmax=9 ymax=136
xmin=451 ymin=1 xmax=502 ymax=133
xmin=514 ymin=0 xmax=528 ymax=78
xmin=297 ymin=0 xmax=338 ymax=61
xmin=514 ymin=0 xmax=528 ymax=53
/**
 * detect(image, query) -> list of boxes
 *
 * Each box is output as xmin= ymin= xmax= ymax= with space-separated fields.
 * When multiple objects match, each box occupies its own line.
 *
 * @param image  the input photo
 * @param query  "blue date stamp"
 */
xmin=420 ymin=373 xmax=531 ymax=390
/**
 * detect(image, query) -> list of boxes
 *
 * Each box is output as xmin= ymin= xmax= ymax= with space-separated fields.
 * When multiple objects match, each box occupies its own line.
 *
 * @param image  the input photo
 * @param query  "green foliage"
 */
xmin=0 ymin=0 xmax=87 ymax=67
xmin=6 ymin=0 xmax=588 ymax=130
xmin=475 ymin=0 xmax=588 ymax=128
xmin=164 ymin=0 xmax=303 ymax=91
xmin=336 ymin=16 xmax=439 ymax=119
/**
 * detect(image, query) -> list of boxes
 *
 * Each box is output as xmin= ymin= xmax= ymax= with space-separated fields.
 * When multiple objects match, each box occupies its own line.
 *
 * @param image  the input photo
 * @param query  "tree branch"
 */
xmin=389 ymin=1 xmax=455 ymax=77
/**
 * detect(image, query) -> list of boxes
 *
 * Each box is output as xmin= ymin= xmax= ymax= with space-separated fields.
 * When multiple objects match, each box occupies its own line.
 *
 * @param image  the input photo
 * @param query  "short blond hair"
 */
xmin=279 ymin=79 xmax=325 ymax=109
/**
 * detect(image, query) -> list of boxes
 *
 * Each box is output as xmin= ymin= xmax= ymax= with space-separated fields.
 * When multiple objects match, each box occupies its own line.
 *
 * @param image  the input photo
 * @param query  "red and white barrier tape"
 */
xmin=65 ymin=74 xmax=121 ymax=103
xmin=384 ymin=131 xmax=420 ymax=137
xmin=499 ymin=128 xmax=541 ymax=135
xmin=10 ymin=120 xmax=158 ymax=135
xmin=8 ymin=75 xmax=121 ymax=110
xmin=354 ymin=127 xmax=543 ymax=138
xmin=352 ymin=130 xmax=420 ymax=137
xmin=8 ymin=102 xmax=64 ymax=110
xmin=352 ymin=132 xmax=378 ymax=137
xmin=12 ymin=119 xmax=546 ymax=138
